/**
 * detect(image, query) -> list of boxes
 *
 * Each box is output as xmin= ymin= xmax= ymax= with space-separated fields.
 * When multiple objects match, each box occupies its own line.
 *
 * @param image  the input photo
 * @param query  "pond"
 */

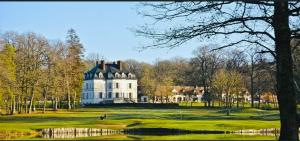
xmin=38 ymin=127 xmax=282 ymax=139
xmin=1 ymin=127 xmax=290 ymax=140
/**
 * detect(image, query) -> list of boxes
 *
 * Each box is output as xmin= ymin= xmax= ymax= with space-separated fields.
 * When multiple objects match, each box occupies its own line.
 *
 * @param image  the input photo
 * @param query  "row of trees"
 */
xmin=0 ymin=29 xmax=85 ymax=115
xmin=0 ymin=30 xmax=294 ymax=114
xmin=121 ymin=45 xmax=279 ymax=109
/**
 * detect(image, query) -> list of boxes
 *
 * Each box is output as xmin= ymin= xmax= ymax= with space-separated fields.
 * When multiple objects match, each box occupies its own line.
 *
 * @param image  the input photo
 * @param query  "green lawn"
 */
xmin=0 ymin=106 xmax=280 ymax=140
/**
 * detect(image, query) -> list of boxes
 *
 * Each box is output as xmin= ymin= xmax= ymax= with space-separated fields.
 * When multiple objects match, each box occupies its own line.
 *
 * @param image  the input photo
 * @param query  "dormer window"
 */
xmin=99 ymin=72 xmax=103 ymax=78
xmin=115 ymin=73 xmax=120 ymax=78
xmin=121 ymin=73 xmax=126 ymax=78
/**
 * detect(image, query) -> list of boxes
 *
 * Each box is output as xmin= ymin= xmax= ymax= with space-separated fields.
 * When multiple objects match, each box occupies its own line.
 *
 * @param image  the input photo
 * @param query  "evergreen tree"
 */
xmin=65 ymin=29 xmax=85 ymax=110
xmin=0 ymin=44 xmax=16 ymax=115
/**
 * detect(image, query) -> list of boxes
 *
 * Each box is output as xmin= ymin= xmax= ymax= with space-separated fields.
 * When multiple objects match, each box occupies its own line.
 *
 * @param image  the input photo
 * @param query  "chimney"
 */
xmin=117 ymin=60 xmax=122 ymax=71
xmin=100 ymin=60 xmax=105 ymax=70
xmin=95 ymin=60 xmax=99 ymax=65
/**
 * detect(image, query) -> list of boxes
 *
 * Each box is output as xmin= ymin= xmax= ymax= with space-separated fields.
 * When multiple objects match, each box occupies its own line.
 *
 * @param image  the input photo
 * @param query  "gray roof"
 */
xmin=84 ymin=63 xmax=136 ymax=80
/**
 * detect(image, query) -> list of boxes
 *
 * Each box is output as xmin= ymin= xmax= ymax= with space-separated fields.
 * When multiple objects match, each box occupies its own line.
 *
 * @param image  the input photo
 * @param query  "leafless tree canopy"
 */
xmin=135 ymin=1 xmax=300 ymax=57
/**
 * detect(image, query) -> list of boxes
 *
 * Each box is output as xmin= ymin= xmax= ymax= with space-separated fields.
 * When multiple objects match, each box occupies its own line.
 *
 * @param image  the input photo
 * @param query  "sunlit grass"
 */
xmin=0 ymin=106 xmax=280 ymax=140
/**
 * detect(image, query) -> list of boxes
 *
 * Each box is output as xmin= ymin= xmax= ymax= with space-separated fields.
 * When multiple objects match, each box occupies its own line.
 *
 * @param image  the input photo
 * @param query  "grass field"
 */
xmin=0 ymin=105 xmax=280 ymax=140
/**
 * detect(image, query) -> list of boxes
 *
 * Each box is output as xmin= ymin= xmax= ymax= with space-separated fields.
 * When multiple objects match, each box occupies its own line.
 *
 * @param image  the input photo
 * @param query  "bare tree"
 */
xmin=135 ymin=1 xmax=300 ymax=139
xmin=85 ymin=52 xmax=104 ymax=70
xmin=245 ymin=49 xmax=260 ymax=108
xmin=189 ymin=45 xmax=220 ymax=107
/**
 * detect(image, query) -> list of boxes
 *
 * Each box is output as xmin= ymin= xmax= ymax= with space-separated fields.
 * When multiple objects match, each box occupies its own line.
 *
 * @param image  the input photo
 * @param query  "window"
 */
xmin=116 ymin=83 xmax=119 ymax=88
xmin=108 ymin=83 xmax=112 ymax=89
xmin=116 ymin=92 xmax=119 ymax=98
xmin=86 ymin=83 xmax=88 ymax=89
xmin=99 ymin=92 xmax=102 ymax=99
xmin=108 ymin=92 xmax=112 ymax=98
xmin=129 ymin=93 xmax=132 ymax=99
xmin=91 ymin=93 xmax=94 ymax=99
xmin=129 ymin=83 xmax=132 ymax=89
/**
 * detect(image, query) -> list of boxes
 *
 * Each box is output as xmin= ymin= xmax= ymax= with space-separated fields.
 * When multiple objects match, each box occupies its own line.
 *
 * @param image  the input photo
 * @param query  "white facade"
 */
xmin=81 ymin=61 xmax=138 ymax=105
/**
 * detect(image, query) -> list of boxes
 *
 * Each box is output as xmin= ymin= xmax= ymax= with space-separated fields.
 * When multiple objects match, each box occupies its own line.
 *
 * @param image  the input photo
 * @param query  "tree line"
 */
xmin=0 ymin=29 xmax=85 ymax=115
xmin=122 ymin=45 xmax=282 ymax=110
xmin=1 ymin=30 xmax=300 ymax=116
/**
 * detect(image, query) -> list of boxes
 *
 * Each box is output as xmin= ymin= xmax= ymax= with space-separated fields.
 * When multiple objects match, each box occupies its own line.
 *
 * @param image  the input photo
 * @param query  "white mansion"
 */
xmin=81 ymin=60 xmax=138 ymax=104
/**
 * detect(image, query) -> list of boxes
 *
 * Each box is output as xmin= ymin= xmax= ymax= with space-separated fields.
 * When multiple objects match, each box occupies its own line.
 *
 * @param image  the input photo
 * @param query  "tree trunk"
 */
xmin=226 ymin=94 xmax=230 ymax=108
xmin=274 ymin=1 xmax=299 ymax=140
xmin=64 ymin=72 xmax=72 ymax=110
xmin=272 ymin=93 xmax=278 ymax=109
xmin=17 ymin=95 xmax=21 ymax=114
xmin=250 ymin=60 xmax=255 ymax=108
xmin=28 ymin=87 xmax=35 ymax=114
xmin=54 ymin=97 xmax=58 ymax=111
xmin=58 ymin=97 xmax=61 ymax=109
xmin=10 ymin=96 xmax=15 ymax=115
xmin=51 ymin=98 xmax=54 ymax=109
xmin=32 ymin=100 xmax=36 ymax=112
xmin=73 ymin=91 xmax=76 ymax=109
xmin=43 ymin=95 xmax=47 ymax=114
xmin=258 ymin=92 xmax=261 ymax=108
xmin=5 ymin=99 xmax=9 ymax=115
xmin=67 ymin=90 xmax=71 ymax=110
xmin=24 ymin=98 xmax=27 ymax=114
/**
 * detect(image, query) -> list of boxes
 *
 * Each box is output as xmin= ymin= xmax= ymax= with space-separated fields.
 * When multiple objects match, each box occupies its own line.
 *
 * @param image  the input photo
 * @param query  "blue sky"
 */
xmin=0 ymin=2 xmax=202 ymax=64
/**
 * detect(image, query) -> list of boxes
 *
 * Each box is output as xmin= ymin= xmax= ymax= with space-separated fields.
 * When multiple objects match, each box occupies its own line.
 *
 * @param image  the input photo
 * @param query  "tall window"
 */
xmin=129 ymin=93 xmax=132 ymax=99
xmin=129 ymin=83 xmax=132 ymax=89
xmin=116 ymin=92 xmax=119 ymax=98
xmin=116 ymin=83 xmax=119 ymax=88
xmin=108 ymin=92 xmax=112 ymax=98
xmin=99 ymin=92 xmax=102 ymax=99
xmin=86 ymin=83 xmax=88 ymax=89
xmin=108 ymin=83 xmax=112 ymax=89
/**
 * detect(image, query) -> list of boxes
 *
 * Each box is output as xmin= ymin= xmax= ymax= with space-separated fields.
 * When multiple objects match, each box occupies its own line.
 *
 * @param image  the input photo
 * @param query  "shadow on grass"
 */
xmin=0 ymin=116 xmax=99 ymax=123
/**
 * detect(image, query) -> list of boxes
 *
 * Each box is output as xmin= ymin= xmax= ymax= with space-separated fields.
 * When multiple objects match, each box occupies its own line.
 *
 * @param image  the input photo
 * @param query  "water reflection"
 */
xmin=38 ymin=127 xmax=300 ymax=139
xmin=231 ymin=128 xmax=280 ymax=137
xmin=41 ymin=128 xmax=121 ymax=139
